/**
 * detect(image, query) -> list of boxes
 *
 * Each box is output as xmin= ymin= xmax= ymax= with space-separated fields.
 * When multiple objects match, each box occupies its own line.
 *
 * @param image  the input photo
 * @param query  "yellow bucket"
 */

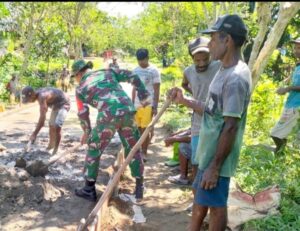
xmin=0 ymin=104 xmax=5 ymax=112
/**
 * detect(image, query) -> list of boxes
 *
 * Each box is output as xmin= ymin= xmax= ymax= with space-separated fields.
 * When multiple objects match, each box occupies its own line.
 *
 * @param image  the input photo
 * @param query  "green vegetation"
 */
xmin=159 ymin=61 xmax=300 ymax=230
xmin=0 ymin=2 xmax=299 ymax=230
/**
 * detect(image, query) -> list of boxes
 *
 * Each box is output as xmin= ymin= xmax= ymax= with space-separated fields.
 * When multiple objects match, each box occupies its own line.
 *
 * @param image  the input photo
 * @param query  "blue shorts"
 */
xmin=191 ymin=136 xmax=199 ymax=165
xmin=192 ymin=169 xmax=230 ymax=207
xmin=179 ymin=142 xmax=191 ymax=159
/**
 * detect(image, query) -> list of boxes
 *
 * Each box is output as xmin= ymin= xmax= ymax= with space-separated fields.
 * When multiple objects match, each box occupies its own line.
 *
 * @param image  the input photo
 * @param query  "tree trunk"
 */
xmin=19 ymin=5 xmax=35 ymax=78
xmin=248 ymin=2 xmax=272 ymax=71
xmin=46 ymin=56 xmax=50 ymax=86
xmin=251 ymin=2 xmax=300 ymax=88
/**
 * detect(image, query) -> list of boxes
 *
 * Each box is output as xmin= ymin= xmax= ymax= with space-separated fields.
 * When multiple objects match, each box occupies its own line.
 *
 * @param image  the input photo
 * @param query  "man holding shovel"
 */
xmin=72 ymin=59 xmax=150 ymax=202
xmin=21 ymin=86 xmax=70 ymax=155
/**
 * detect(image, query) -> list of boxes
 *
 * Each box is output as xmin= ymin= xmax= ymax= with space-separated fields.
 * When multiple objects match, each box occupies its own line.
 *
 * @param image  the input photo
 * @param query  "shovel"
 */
xmin=18 ymin=143 xmax=82 ymax=177
xmin=77 ymin=98 xmax=172 ymax=231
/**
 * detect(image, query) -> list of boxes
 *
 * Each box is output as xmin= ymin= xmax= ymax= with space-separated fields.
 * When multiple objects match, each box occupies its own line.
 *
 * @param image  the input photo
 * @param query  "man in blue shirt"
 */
xmin=271 ymin=38 xmax=300 ymax=153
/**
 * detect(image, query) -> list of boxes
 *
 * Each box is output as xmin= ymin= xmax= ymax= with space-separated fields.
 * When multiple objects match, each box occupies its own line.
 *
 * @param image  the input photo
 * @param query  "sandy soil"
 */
xmin=101 ymin=124 xmax=195 ymax=231
xmin=0 ymin=90 xmax=123 ymax=231
xmin=0 ymin=83 xmax=195 ymax=231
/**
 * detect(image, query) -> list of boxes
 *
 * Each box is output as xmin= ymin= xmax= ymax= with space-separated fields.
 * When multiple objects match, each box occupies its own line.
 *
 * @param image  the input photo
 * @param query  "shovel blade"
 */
xmin=15 ymin=157 xmax=27 ymax=168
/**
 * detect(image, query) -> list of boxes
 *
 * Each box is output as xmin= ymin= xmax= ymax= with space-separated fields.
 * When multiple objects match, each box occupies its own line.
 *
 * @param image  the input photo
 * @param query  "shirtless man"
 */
xmin=21 ymin=86 xmax=70 ymax=154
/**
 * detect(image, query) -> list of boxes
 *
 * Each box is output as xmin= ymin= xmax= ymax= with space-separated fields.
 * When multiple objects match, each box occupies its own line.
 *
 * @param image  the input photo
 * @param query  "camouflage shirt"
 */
xmin=76 ymin=69 xmax=150 ymax=134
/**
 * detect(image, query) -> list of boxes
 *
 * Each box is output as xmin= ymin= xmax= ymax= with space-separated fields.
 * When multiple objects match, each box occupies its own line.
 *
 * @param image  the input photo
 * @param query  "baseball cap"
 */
xmin=291 ymin=38 xmax=300 ymax=44
xmin=71 ymin=59 xmax=87 ymax=76
xmin=136 ymin=48 xmax=149 ymax=60
xmin=188 ymin=37 xmax=210 ymax=56
xmin=201 ymin=14 xmax=248 ymax=38
xmin=21 ymin=86 xmax=34 ymax=102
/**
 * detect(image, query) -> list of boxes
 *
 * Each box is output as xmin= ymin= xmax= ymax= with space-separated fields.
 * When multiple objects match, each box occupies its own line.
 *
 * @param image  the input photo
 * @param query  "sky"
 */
xmin=97 ymin=2 xmax=146 ymax=18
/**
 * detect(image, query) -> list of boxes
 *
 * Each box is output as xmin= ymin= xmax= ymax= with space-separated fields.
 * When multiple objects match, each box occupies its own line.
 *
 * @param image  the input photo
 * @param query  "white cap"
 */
xmin=189 ymin=37 xmax=210 ymax=56
xmin=191 ymin=46 xmax=209 ymax=55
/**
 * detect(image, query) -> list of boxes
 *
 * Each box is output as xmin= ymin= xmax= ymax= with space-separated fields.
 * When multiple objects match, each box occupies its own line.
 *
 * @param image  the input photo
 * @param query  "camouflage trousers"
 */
xmin=85 ymin=112 xmax=143 ymax=180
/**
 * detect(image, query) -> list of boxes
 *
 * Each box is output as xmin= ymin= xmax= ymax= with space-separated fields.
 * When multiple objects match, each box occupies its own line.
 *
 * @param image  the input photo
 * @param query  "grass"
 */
xmin=234 ymin=142 xmax=300 ymax=230
xmin=158 ymin=64 xmax=300 ymax=230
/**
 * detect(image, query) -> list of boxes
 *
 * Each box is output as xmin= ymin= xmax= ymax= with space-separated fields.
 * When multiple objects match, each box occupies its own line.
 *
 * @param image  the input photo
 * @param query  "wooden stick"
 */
xmin=77 ymin=98 xmax=172 ymax=231
xmin=47 ymin=143 xmax=83 ymax=166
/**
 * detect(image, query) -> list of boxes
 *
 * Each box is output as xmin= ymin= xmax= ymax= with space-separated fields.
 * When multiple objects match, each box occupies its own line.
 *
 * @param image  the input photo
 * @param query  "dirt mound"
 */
xmin=0 ymin=166 xmax=62 ymax=219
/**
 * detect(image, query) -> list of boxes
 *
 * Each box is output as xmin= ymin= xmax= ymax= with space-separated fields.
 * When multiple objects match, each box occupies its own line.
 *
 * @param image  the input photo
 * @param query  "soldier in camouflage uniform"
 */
xmin=72 ymin=59 xmax=150 ymax=202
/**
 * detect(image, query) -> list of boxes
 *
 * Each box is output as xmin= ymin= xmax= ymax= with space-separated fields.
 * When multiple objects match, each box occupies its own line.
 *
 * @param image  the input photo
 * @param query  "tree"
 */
xmin=249 ymin=2 xmax=300 ymax=87
xmin=9 ymin=2 xmax=49 ymax=77
xmin=57 ymin=2 xmax=86 ymax=60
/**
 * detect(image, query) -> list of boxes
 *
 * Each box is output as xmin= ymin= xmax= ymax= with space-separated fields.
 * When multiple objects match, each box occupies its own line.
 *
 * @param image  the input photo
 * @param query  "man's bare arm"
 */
xmin=287 ymin=86 xmax=300 ymax=92
xmin=277 ymin=85 xmax=300 ymax=95
xmin=181 ymin=73 xmax=192 ymax=94
xmin=200 ymin=117 xmax=239 ymax=190
xmin=132 ymin=86 xmax=136 ymax=104
xmin=152 ymin=83 xmax=160 ymax=114
xmin=32 ymin=97 xmax=48 ymax=137
xmin=172 ymin=87 xmax=204 ymax=115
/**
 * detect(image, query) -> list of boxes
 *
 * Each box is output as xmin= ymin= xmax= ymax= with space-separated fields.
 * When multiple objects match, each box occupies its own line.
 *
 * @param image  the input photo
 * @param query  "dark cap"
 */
xmin=21 ymin=86 xmax=34 ymax=101
xmin=188 ymin=37 xmax=210 ymax=56
xmin=136 ymin=48 xmax=149 ymax=60
xmin=201 ymin=14 xmax=248 ymax=38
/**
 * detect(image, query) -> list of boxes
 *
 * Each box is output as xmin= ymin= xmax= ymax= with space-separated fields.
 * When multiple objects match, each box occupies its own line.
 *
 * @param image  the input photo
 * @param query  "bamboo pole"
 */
xmin=77 ymin=98 xmax=172 ymax=231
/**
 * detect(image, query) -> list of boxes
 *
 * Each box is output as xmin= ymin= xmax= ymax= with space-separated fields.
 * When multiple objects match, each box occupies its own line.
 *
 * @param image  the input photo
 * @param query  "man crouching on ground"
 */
xmin=21 ymin=86 xmax=70 ymax=155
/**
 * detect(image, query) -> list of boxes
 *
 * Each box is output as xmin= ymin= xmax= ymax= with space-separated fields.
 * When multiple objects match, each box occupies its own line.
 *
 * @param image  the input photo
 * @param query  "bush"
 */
xmin=236 ymin=144 xmax=300 ymax=230
xmin=160 ymin=65 xmax=184 ymax=97
xmin=244 ymin=74 xmax=284 ymax=145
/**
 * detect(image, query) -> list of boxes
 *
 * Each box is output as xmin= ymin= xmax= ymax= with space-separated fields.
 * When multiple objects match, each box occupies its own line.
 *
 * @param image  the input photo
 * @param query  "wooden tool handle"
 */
xmin=77 ymin=98 xmax=172 ymax=230
xmin=47 ymin=143 xmax=83 ymax=166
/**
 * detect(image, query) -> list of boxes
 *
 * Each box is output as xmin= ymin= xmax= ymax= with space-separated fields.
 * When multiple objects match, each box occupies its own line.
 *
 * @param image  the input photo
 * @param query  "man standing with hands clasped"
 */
xmin=171 ymin=14 xmax=252 ymax=230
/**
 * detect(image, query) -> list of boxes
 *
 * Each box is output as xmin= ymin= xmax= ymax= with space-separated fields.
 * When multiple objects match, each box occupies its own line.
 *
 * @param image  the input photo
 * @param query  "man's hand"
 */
xmin=200 ymin=166 xmax=219 ymax=190
xmin=140 ymin=96 xmax=151 ymax=107
xmin=164 ymin=137 xmax=174 ymax=147
xmin=152 ymin=106 xmax=157 ymax=116
xmin=167 ymin=87 xmax=185 ymax=104
xmin=29 ymin=134 xmax=36 ymax=144
xmin=276 ymin=87 xmax=289 ymax=95
xmin=167 ymin=87 xmax=178 ymax=100
xmin=81 ymin=133 xmax=89 ymax=145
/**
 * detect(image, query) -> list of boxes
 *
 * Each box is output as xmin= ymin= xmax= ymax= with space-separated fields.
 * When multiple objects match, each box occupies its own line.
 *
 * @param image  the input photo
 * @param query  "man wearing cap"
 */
xmin=72 ymin=59 xmax=150 ymax=202
xmin=270 ymin=38 xmax=300 ymax=153
xmin=21 ymin=86 xmax=70 ymax=155
xmin=169 ymin=37 xmax=221 ymax=187
xmin=132 ymin=48 xmax=161 ymax=161
xmin=170 ymin=14 xmax=251 ymax=230
xmin=108 ymin=57 xmax=120 ymax=70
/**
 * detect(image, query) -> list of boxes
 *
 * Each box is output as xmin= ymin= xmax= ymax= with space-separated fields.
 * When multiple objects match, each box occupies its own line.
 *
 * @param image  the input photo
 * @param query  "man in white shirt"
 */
xmin=132 ymin=48 xmax=161 ymax=161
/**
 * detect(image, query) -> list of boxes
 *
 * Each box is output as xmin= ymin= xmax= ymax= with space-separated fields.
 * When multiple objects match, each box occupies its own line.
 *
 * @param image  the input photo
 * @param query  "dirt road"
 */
xmin=0 ymin=89 xmax=122 ymax=231
xmin=0 ymin=84 xmax=194 ymax=230
xmin=106 ymin=124 xmax=194 ymax=231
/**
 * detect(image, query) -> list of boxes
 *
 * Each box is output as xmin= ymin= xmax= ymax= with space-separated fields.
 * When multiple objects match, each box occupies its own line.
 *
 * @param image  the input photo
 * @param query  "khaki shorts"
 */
xmin=270 ymin=108 xmax=299 ymax=139
xmin=134 ymin=106 xmax=152 ymax=128
xmin=61 ymin=77 xmax=70 ymax=85
xmin=49 ymin=108 xmax=68 ymax=127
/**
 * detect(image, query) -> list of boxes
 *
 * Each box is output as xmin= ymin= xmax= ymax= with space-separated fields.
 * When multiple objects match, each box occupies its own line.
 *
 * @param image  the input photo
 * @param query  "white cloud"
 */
xmin=97 ymin=2 xmax=145 ymax=18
